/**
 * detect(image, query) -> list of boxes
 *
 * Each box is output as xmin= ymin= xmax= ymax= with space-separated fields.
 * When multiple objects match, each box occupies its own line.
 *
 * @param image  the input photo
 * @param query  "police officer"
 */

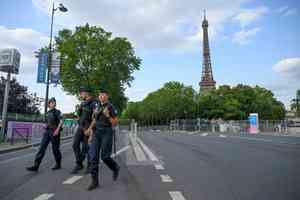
xmin=85 ymin=89 xmax=120 ymax=190
xmin=26 ymin=98 xmax=63 ymax=172
xmin=71 ymin=87 xmax=98 ymax=174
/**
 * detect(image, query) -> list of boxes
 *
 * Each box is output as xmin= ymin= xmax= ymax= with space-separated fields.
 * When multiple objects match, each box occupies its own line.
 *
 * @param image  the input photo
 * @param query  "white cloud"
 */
xmin=0 ymin=26 xmax=48 ymax=75
xmin=276 ymin=6 xmax=298 ymax=16
xmin=276 ymin=6 xmax=289 ymax=14
xmin=125 ymin=88 xmax=150 ymax=102
xmin=0 ymin=26 xmax=79 ymax=113
xmin=284 ymin=8 xmax=298 ymax=16
xmin=273 ymin=57 xmax=300 ymax=80
xmin=232 ymin=27 xmax=260 ymax=44
xmin=234 ymin=6 xmax=268 ymax=27
xmin=31 ymin=0 xmax=253 ymax=51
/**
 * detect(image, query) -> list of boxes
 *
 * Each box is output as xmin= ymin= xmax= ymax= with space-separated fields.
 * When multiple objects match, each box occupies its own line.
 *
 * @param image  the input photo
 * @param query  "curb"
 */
xmin=0 ymin=135 xmax=74 ymax=155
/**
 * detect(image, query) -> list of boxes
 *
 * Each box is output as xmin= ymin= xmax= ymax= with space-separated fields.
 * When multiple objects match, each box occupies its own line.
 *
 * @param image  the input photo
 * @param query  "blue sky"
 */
xmin=0 ymin=0 xmax=299 ymax=113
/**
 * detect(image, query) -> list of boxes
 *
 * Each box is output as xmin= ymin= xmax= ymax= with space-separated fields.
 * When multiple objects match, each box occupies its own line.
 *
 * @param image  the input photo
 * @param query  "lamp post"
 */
xmin=44 ymin=2 xmax=68 ymax=118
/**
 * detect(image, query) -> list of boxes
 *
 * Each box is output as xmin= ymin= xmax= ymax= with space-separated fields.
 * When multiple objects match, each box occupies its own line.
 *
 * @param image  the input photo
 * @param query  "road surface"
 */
xmin=0 ymin=130 xmax=299 ymax=200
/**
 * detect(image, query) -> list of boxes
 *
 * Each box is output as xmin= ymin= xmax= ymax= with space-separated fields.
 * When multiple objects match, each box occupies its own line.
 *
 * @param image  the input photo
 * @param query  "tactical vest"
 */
xmin=46 ymin=109 xmax=61 ymax=128
xmin=78 ymin=99 xmax=96 ymax=128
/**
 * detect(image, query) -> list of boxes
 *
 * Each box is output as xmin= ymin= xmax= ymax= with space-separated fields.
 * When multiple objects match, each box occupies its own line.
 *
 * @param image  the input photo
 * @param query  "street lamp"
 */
xmin=44 ymin=2 xmax=68 ymax=118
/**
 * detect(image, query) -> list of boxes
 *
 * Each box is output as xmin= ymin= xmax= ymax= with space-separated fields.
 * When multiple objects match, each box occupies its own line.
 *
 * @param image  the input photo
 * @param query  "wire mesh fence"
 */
xmin=6 ymin=113 xmax=44 ymax=122
xmin=134 ymin=118 xmax=297 ymax=135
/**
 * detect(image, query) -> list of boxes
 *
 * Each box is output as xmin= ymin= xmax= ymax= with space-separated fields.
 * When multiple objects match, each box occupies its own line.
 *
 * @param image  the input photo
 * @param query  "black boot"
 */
xmin=71 ymin=163 xmax=83 ymax=174
xmin=52 ymin=163 xmax=61 ymax=170
xmin=113 ymin=166 xmax=120 ymax=181
xmin=87 ymin=175 xmax=99 ymax=191
xmin=26 ymin=165 xmax=39 ymax=172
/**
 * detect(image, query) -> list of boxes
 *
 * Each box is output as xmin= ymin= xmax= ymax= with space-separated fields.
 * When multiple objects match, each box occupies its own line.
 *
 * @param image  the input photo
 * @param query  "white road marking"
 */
xmin=201 ymin=133 xmax=208 ymax=136
xmin=219 ymin=134 xmax=227 ymax=138
xmin=154 ymin=164 xmax=165 ymax=170
xmin=111 ymin=145 xmax=131 ymax=158
xmin=130 ymin=137 xmax=147 ymax=161
xmin=137 ymin=138 xmax=159 ymax=162
xmin=160 ymin=174 xmax=173 ymax=182
xmin=63 ymin=175 xmax=83 ymax=184
xmin=169 ymin=191 xmax=186 ymax=200
xmin=33 ymin=193 xmax=54 ymax=200
xmin=232 ymin=136 xmax=274 ymax=143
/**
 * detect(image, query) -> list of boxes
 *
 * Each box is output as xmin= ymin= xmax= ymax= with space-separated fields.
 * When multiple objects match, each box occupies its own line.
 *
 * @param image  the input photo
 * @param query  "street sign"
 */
xmin=0 ymin=49 xmax=21 ymax=74
xmin=50 ymin=52 xmax=60 ymax=84
xmin=37 ymin=52 xmax=48 ymax=83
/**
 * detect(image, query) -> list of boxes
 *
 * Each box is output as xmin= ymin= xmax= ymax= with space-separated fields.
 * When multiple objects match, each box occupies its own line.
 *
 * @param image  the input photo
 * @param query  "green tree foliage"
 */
xmin=198 ymin=85 xmax=285 ymax=120
xmin=291 ymin=89 xmax=300 ymax=117
xmin=122 ymin=81 xmax=198 ymax=125
xmin=0 ymin=77 xmax=41 ymax=114
xmin=55 ymin=24 xmax=141 ymax=112
xmin=122 ymin=82 xmax=286 ymax=123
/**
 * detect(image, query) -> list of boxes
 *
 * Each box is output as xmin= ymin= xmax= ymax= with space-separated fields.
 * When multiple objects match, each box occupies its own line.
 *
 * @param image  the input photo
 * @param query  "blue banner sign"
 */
xmin=37 ymin=52 xmax=48 ymax=83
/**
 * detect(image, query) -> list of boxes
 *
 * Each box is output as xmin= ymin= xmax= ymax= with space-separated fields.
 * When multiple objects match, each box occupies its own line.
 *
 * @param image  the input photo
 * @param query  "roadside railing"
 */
xmin=132 ymin=119 xmax=300 ymax=136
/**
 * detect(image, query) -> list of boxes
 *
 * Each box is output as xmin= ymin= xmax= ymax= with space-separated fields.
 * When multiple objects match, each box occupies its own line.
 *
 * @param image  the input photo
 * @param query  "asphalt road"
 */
xmin=0 ymin=131 xmax=299 ymax=200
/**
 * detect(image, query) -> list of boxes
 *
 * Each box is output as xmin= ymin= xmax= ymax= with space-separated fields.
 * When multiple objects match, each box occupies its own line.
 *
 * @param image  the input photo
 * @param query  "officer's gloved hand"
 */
xmin=84 ymin=128 xmax=92 ymax=136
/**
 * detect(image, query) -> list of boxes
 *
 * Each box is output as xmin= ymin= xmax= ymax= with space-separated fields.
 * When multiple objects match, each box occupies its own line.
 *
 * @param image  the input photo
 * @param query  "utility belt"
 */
xmin=96 ymin=125 xmax=113 ymax=131
xmin=46 ymin=124 xmax=62 ymax=131
xmin=46 ymin=126 xmax=57 ymax=130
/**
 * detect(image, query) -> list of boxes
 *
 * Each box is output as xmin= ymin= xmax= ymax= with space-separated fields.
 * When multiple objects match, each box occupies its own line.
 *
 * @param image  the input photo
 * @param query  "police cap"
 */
xmin=99 ymin=88 xmax=109 ymax=94
xmin=79 ymin=86 xmax=92 ymax=93
xmin=48 ymin=97 xmax=56 ymax=103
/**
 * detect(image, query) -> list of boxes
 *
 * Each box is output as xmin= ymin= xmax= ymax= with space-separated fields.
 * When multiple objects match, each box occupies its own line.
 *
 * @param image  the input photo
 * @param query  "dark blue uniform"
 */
xmin=34 ymin=108 xmax=63 ymax=168
xmin=89 ymin=101 xmax=119 ymax=178
xmin=72 ymin=98 xmax=98 ymax=170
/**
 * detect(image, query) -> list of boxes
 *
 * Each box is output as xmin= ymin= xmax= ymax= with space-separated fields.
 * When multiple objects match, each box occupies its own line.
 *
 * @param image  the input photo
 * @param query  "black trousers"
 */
xmin=89 ymin=127 xmax=119 ymax=177
xmin=34 ymin=128 xmax=61 ymax=166
xmin=72 ymin=127 xmax=90 ymax=166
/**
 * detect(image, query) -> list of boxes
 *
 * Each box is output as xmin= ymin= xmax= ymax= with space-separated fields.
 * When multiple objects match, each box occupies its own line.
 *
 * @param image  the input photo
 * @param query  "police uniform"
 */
xmin=88 ymin=100 xmax=120 ymax=190
xmin=72 ymin=96 xmax=97 ymax=173
xmin=26 ymin=98 xmax=63 ymax=171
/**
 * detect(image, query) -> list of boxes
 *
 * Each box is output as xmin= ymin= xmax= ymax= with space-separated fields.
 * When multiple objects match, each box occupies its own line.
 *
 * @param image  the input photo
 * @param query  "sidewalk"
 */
xmin=0 ymin=141 xmax=33 ymax=154
xmin=0 ymin=135 xmax=74 ymax=154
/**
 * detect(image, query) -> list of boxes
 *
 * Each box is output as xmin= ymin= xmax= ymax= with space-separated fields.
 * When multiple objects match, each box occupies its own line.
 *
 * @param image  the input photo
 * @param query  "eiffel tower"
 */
xmin=199 ymin=10 xmax=216 ymax=91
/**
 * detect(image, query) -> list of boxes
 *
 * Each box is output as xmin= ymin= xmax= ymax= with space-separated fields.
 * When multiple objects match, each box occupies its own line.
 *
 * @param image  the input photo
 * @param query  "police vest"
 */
xmin=46 ymin=108 xmax=62 ymax=128
xmin=78 ymin=99 xmax=97 ymax=128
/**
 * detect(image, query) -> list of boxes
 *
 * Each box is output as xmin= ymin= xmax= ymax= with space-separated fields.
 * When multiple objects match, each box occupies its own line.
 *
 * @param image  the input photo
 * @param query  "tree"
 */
xmin=122 ymin=81 xmax=198 ymax=124
xmin=55 ymin=24 xmax=141 ymax=112
xmin=0 ymin=77 xmax=41 ymax=114
xmin=122 ymin=83 xmax=286 ymax=123
xmin=291 ymin=89 xmax=300 ymax=117
xmin=197 ymin=84 xmax=285 ymax=120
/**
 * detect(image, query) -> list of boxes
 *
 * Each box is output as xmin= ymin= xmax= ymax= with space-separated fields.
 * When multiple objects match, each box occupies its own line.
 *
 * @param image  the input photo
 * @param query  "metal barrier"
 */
xmin=131 ymin=119 xmax=296 ymax=135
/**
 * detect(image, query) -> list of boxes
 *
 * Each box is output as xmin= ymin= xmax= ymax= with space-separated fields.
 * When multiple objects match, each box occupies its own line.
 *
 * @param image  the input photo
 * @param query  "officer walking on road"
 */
xmin=26 ymin=98 xmax=63 ymax=172
xmin=71 ymin=87 xmax=98 ymax=174
xmin=85 ymin=89 xmax=120 ymax=191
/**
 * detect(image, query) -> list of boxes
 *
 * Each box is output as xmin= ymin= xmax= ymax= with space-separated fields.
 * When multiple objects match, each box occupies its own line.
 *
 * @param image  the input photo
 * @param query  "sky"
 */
xmin=0 ymin=0 xmax=299 ymax=113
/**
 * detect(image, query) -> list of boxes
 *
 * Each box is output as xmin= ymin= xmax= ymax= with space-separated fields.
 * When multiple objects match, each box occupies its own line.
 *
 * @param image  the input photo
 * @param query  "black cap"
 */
xmin=99 ymin=88 xmax=109 ymax=94
xmin=48 ymin=97 xmax=56 ymax=103
xmin=79 ymin=86 xmax=92 ymax=93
